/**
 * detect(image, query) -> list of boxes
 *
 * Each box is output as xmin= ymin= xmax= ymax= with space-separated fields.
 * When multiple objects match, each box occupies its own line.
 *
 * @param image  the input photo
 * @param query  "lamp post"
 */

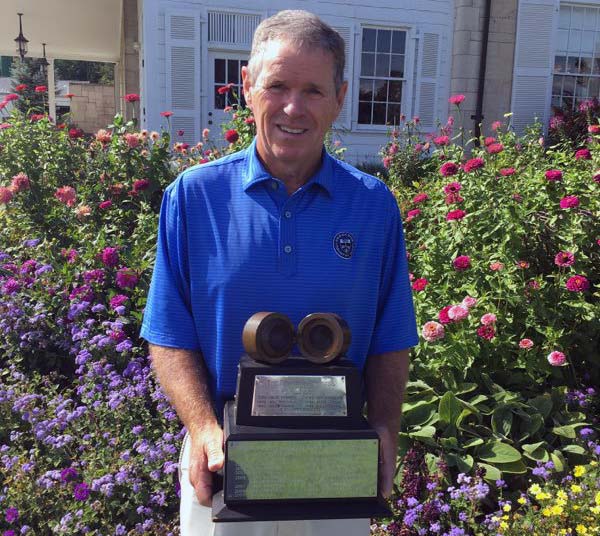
xmin=14 ymin=13 xmax=29 ymax=60
xmin=40 ymin=43 xmax=50 ymax=76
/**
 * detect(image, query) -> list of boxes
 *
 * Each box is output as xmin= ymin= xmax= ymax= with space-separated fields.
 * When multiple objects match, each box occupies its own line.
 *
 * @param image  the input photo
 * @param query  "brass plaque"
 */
xmin=251 ymin=375 xmax=347 ymax=417
xmin=226 ymin=439 xmax=378 ymax=501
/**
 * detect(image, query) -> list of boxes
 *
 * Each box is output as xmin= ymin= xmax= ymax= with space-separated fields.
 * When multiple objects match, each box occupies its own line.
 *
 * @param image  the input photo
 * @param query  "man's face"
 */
xmin=242 ymin=40 xmax=347 ymax=180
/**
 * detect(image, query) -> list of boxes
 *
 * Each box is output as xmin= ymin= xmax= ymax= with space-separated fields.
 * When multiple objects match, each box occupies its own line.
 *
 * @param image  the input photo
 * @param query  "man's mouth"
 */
xmin=277 ymin=125 xmax=307 ymax=135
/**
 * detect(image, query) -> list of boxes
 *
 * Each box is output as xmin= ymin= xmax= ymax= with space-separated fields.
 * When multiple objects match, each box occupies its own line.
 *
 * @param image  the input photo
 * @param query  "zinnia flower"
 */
xmin=95 ymin=129 xmax=112 ymax=144
xmin=68 ymin=128 xmax=84 ymax=139
xmin=487 ymin=143 xmax=504 ymax=154
xmin=433 ymin=135 xmax=449 ymax=146
xmin=124 ymin=133 xmax=140 ymax=148
xmin=54 ymin=186 xmax=76 ymax=207
xmin=461 ymin=296 xmax=477 ymax=308
xmin=491 ymin=121 xmax=502 ymax=131
xmin=547 ymin=351 xmax=567 ymax=366
xmin=412 ymin=278 xmax=428 ymax=292
xmin=0 ymin=187 xmax=14 ymax=204
xmin=101 ymin=247 xmax=119 ymax=267
xmin=160 ymin=110 xmax=173 ymax=117
xmin=480 ymin=313 xmax=497 ymax=325
xmin=412 ymin=193 xmax=429 ymax=204
xmin=448 ymin=304 xmax=469 ymax=321
xmin=575 ymin=148 xmax=591 ymax=160
xmin=405 ymin=209 xmax=421 ymax=222
xmin=224 ymin=129 xmax=239 ymax=144
xmin=500 ymin=168 xmax=516 ymax=176
xmin=123 ymin=93 xmax=140 ymax=103
xmin=15 ymin=84 xmax=27 ymax=92
xmin=4 ymin=93 xmax=19 ymax=102
xmin=588 ymin=124 xmax=600 ymax=134
xmin=440 ymin=162 xmax=459 ymax=177
xmin=443 ymin=182 xmax=462 ymax=194
xmin=438 ymin=306 xmax=452 ymax=324
xmin=422 ymin=321 xmax=445 ymax=342
xmin=133 ymin=178 xmax=150 ymax=193
xmin=477 ymin=325 xmax=496 ymax=340
xmin=554 ymin=251 xmax=575 ymax=267
xmin=448 ymin=94 xmax=465 ymax=105
xmin=116 ymin=268 xmax=139 ymax=289
xmin=446 ymin=209 xmax=466 ymax=221
xmin=110 ymin=294 xmax=129 ymax=310
xmin=519 ymin=338 xmax=534 ymax=349
xmin=453 ymin=255 xmax=471 ymax=271
xmin=99 ymin=200 xmax=112 ymax=210
xmin=489 ymin=261 xmax=504 ymax=271
xmin=34 ymin=85 xmax=47 ymax=93
xmin=566 ymin=275 xmax=590 ymax=292
xmin=560 ymin=195 xmax=580 ymax=209
xmin=463 ymin=158 xmax=485 ymax=172
xmin=545 ymin=169 xmax=563 ymax=181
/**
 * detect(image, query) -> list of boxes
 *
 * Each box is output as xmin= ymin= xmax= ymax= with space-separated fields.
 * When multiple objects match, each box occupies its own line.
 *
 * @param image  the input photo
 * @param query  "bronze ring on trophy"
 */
xmin=296 ymin=313 xmax=351 ymax=364
xmin=242 ymin=312 xmax=295 ymax=364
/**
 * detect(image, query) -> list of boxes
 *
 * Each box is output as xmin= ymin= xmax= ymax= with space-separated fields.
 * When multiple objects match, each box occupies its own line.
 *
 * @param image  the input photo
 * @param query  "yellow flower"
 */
xmin=550 ymin=504 xmax=564 ymax=516
xmin=595 ymin=491 xmax=600 ymax=506
xmin=592 ymin=506 xmax=600 ymax=515
xmin=530 ymin=483 xmax=542 ymax=495
xmin=518 ymin=497 xmax=527 ymax=505
xmin=537 ymin=491 xmax=552 ymax=500
xmin=500 ymin=521 xmax=509 ymax=530
xmin=503 ymin=504 xmax=511 ymax=512
xmin=571 ymin=484 xmax=583 ymax=494
xmin=575 ymin=525 xmax=588 ymax=535
xmin=574 ymin=465 xmax=586 ymax=477
xmin=557 ymin=490 xmax=568 ymax=501
xmin=542 ymin=507 xmax=552 ymax=517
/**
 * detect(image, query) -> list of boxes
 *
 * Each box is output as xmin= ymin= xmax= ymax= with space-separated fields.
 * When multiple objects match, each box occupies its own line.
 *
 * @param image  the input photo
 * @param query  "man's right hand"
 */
xmin=189 ymin=423 xmax=224 ymax=506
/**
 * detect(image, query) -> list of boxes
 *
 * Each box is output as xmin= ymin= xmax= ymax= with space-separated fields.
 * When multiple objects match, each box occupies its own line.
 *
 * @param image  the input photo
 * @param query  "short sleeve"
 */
xmin=140 ymin=183 xmax=201 ymax=350
xmin=367 ymin=193 xmax=418 ymax=355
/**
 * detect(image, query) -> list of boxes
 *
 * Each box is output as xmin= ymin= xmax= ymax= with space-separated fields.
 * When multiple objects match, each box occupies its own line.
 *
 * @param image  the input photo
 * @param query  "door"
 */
xmin=207 ymin=52 xmax=249 ymax=130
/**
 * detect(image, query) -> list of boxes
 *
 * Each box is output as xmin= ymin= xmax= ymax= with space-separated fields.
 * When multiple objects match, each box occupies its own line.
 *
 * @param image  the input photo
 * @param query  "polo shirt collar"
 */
xmin=242 ymin=137 xmax=334 ymax=196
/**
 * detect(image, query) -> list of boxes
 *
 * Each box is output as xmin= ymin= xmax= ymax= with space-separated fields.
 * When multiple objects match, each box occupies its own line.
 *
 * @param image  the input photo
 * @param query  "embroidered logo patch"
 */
xmin=333 ymin=232 xmax=354 ymax=259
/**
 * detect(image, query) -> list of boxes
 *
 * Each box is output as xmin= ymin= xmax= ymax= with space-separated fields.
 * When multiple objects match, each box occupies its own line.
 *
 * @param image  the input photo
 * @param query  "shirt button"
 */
xmin=284 ymin=245 xmax=293 ymax=254
xmin=271 ymin=181 xmax=279 ymax=190
xmin=284 ymin=211 xmax=292 ymax=219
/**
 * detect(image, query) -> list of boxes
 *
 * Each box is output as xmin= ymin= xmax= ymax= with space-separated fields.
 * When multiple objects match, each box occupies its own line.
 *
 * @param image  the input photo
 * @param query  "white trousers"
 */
xmin=179 ymin=433 xmax=371 ymax=536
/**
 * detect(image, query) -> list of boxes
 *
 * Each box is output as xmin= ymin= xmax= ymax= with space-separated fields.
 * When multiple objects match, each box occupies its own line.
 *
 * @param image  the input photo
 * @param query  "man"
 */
xmin=141 ymin=10 xmax=418 ymax=536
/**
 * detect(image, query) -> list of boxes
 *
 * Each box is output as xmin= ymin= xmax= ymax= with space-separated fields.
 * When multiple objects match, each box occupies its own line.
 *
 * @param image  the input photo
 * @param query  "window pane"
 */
xmin=584 ymin=8 xmax=596 ymax=30
xmin=361 ymin=53 xmax=375 ymax=76
xmin=375 ymin=53 xmax=390 ymax=77
xmin=373 ymin=79 xmax=388 ymax=102
xmin=358 ymin=101 xmax=372 ymax=124
xmin=241 ymin=60 xmax=248 ymax=67
xmin=559 ymin=6 xmax=571 ymax=29
xmin=390 ymin=54 xmax=405 ymax=78
xmin=377 ymin=30 xmax=391 ymax=53
xmin=554 ymin=55 xmax=566 ymax=72
xmin=568 ymin=30 xmax=581 ymax=53
xmin=557 ymin=29 xmax=568 ymax=52
xmin=588 ymin=76 xmax=600 ymax=97
xmin=228 ymin=60 xmax=239 ymax=84
xmin=362 ymin=29 xmax=376 ymax=52
xmin=579 ymin=56 xmax=592 ymax=74
xmin=392 ymin=31 xmax=406 ymax=54
xmin=575 ymin=77 xmax=587 ymax=97
xmin=215 ymin=88 xmax=226 ymax=109
xmin=372 ymin=103 xmax=387 ymax=124
xmin=593 ymin=57 xmax=600 ymax=74
xmin=572 ymin=7 xmax=584 ymax=30
xmin=563 ymin=75 xmax=576 ymax=95
xmin=552 ymin=75 xmax=563 ymax=95
xmin=563 ymin=96 xmax=574 ymax=110
xmin=359 ymin=78 xmax=374 ymax=101
xmin=551 ymin=95 xmax=561 ymax=108
xmin=582 ymin=31 xmax=594 ymax=55
xmin=215 ymin=59 xmax=226 ymax=83
xmin=389 ymin=81 xmax=402 ymax=103
xmin=567 ymin=56 xmax=579 ymax=73
xmin=387 ymin=103 xmax=402 ymax=125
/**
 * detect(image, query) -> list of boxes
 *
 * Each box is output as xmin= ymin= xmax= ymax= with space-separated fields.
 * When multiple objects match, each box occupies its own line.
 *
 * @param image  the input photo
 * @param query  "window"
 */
xmin=213 ymin=57 xmax=248 ymax=109
xmin=358 ymin=27 xmax=406 ymax=126
xmin=552 ymin=4 xmax=600 ymax=111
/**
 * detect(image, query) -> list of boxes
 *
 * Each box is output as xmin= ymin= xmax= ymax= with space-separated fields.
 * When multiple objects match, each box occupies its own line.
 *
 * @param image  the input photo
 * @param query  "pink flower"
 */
xmin=554 ymin=251 xmax=575 ymax=267
xmin=217 ymin=83 xmax=234 ymax=95
xmin=477 ymin=325 xmax=496 ymax=340
xmin=422 ymin=321 xmax=445 ymax=342
xmin=124 ymin=133 xmax=140 ymax=149
xmin=449 ymin=94 xmax=465 ymax=105
xmin=463 ymin=158 xmax=485 ymax=173
xmin=491 ymin=121 xmax=502 ymax=131
xmin=405 ymin=209 xmax=421 ymax=222
xmin=446 ymin=209 xmax=466 ymax=221
xmin=588 ymin=124 xmax=600 ymax=134
xmin=412 ymin=193 xmax=429 ymax=204
xmin=438 ymin=306 xmax=452 ymax=325
xmin=519 ymin=338 xmax=534 ymax=349
xmin=245 ymin=116 xmax=255 ymax=125
xmin=500 ymin=168 xmax=516 ymax=176
xmin=4 ymin=93 xmax=19 ymax=102
xmin=560 ymin=195 xmax=580 ymax=209
xmin=443 ymin=182 xmax=462 ymax=194
xmin=412 ymin=278 xmax=428 ymax=292
xmin=160 ymin=111 xmax=173 ymax=117
xmin=545 ymin=169 xmax=563 ymax=181
xmin=101 ymin=247 xmax=120 ymax=268
xmin=0 ymin=187 xmax=14 ymax=205
xmin=202 ymin=128 xmax=210 ymax=139
xmin=68 ymin=128 xmax=84 ymax=139
xmin=594 ymin=171 xmax=600 ymax=183
xmin=453 ymin=255 xmax=471 ymax=271
xmin=448 ymin=304 xmax=469 ymax=321
xmin=480 ymin=313 xmax=497 ymax=326
xmin=34 ymin=85 xmax=47 ymax=93
xmin=383 ymin=156 xmax=392 ymax=169
xmin=440 ymin=162 xmax=459 ymax=177
xmin=445 ymin=193 xmax=464 ymax=204
xmin=487 ymin=143 xmax=504 ymax=154
xmin=516 ymin=260 xmax=530 ymax=269
xmin=133 ymin=179 xmax=150 ymax=193
xmin=547 ymin=351 xmax=567 ymax=366
xmin=54 ymin=186 xmax=76 ymax=207
xmin=225 ymin=129 xmax=239 ymax=144
xmin=433 ymin=135 xmax=449 ymax=146
xmin=388 ymin=143 xmax=399 ymax=155
xmin=124 ymin=93 xmax=140 ymax=103
xmin=461 ymin=296 xmax=477 ymax=308
xmin=99 ymin=200 xmax=112 ymax=210
xmin=489 ymin=261 xmax=504 ymax=271
xmin=10 ymin=173 xmax=30 ymax=192
xmin=15 ymin=84 xmax=27 ymax=92
xmin=116 ymin=268 xmax=139 ymax=289
xmin=566 ymin=275 xmax=590 ymax=292
xmin=575 ymin=148 xmax=591 ymax=160
xmin=484 ymin=137 xmax=496 ymax=147
xmin=110 ymin=294 xmax=129 ymax=310
xmin=95 ymin=129 xmax=112 ymax=144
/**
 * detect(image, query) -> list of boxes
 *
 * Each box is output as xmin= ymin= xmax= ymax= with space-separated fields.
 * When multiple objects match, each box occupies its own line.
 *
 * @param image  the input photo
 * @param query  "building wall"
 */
xmin=70 ymin=83 xmax=116 ymax=132
xmin=450 ymin=0 xmax=517 ymax=136
xmin=124 ymin=0 xmax=141 ymax=119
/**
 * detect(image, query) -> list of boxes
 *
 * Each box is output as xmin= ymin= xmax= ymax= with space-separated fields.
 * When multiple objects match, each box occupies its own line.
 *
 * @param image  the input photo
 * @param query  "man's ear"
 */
xmin=241 ymin=66 xmax=253 ymax=109
xmin=335 ymin=81 xmax=348 ymax=115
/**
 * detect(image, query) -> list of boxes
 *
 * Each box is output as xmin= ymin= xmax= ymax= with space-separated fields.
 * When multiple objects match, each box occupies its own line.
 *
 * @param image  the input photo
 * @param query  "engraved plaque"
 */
xmin=226 ymin=439 xmax=378 ymax=501
xmin=251 ymin=375 xmax=347 ymax=417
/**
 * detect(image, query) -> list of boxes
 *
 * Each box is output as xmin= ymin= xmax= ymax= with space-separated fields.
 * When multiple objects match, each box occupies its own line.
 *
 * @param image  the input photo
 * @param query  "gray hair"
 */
xmin=248 ymin=10 xmax=345 ymax=93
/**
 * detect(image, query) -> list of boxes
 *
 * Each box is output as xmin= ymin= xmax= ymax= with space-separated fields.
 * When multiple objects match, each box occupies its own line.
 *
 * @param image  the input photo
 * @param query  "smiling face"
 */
xmin=242 ymin=39 xmax=347 ymax=186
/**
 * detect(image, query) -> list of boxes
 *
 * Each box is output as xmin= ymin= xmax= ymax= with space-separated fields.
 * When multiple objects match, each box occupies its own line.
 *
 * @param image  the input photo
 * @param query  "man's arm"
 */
xmin=149 ymin=344 xmax=223 ymax=507
xmin=365 ymin=349 xmax=410 ymax=498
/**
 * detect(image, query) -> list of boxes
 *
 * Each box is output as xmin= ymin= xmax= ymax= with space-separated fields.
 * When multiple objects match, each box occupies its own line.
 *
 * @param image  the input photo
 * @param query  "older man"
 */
xmin=141 ymin=9 xmax=417 ymax=536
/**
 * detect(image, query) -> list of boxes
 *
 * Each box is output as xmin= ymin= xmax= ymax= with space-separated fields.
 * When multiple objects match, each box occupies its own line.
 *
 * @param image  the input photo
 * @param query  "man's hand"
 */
xmin=374 ymin=425 xmax=398 ymax=498
xmin=189 ymin=423 xmax=224 ymax=506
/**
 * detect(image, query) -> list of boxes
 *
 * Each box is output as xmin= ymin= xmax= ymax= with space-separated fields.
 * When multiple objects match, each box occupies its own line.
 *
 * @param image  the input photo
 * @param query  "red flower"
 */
xmin=588 ymin=124 xmax=600 ymax=134
xmin=123 ymin=93 xmax=140 ymax=103
xmin=575 ymin=148 xmax=591 ymax=160
xmin=0 ymin=186 xmax=13 ymax=205
xmin=440 ymin=162 xmax=459 ymax=177
xmin=4 ymin=93 xmax=19 ymax=102
xmin=487 ymin=143 xmax=504 ymax=154
xmin=65 ymin=93 xmax=75 ymax=99
xmin=463 ymin=158 xmax=485 ymax=172
xmin=412 ymin=278 xmax=428 ymax=292
xmin=160 ymin=111 xmax=173 ymax=117
xmin=453 ymin=255 xmax=471 ymax=271
xmin=500 ymin=168 xmax=516 ymax=176
xmin=484 ymin=137 xmax=496 ymax=146
xmin=566 ymin=275 xmax=590 ymax=292
xmin=477 ymin=325 xmax=496 ymax=340
xmin=405 ymin=209 xmax=421 ymax=222
xmin=433 ymin=135 xmax=449 ymax=146
xmin=54 ymin=186 xmax=77 ymax=207
xmin=445 ymin=193 xmax=464 ymax=204
xmin=217 ymin=83 xmax=234 ymax=95
xmin=68 ymin=128 xmax=84 ymax=139
xmin=10 ymin=173 xmax=30 ymax=192
xmin=99 ymin=200 xmax=113 ymax=210
xmin=448 ymin=94 xmax=465 ymax=105
xmin=443 ymin=181 xmax=461 ymax=194
xmin=225 ymin=129 xmax=239 ymax=144
xmin=446 ymin=209 xmax=466 ymax=221
xmin=30 ymin=114 xmax=45 ymax=122
xmin=133 ymin=178 xmax=150 ymax=193
xmin=15 ymin=84 xmax=27 ymax=92
xmin=560 ymin=195 xmax=580 ymax=209
xmin=545 ymin=169 xmax=563 ymax=181
xmin=412 ymin=192 xmax=429 ymax=204
xmin=34 ymin=85 xmax=47 ymax=93
xmin=438 ymin=306 xmax=452 ymax=325
xmin=244 ymin=116 xmax=255 ymax=125
xmin=554 ymin=251 xmax=575 ymax=267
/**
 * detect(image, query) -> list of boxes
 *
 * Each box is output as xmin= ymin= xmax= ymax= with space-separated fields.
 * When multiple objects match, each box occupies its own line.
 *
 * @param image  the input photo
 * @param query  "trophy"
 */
xmin=211 ymin=312 xmax=391 ymax=522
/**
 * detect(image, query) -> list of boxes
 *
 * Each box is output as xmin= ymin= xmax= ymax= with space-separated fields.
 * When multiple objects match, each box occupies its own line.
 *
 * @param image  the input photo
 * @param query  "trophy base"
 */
xmin=212 ymin=490 xmax=392 ymax=522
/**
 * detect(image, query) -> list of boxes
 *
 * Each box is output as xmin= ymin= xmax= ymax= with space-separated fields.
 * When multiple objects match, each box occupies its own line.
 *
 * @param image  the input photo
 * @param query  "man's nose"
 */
xmin=283 ymin=92 xmax=306 ymax=117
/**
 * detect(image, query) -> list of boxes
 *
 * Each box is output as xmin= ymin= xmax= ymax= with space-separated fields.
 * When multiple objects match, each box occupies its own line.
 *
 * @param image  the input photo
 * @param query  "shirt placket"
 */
xmin=278 ymin=190 xmax=300 ymax=278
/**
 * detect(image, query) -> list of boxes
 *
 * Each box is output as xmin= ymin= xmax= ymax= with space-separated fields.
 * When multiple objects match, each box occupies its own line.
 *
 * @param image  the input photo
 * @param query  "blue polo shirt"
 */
xmin=141 ymin=139 xmax=418 ymax=410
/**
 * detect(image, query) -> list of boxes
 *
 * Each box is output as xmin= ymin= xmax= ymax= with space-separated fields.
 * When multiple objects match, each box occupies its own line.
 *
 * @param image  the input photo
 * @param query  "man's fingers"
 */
xmin=205 ymin=438 xmax=225 ymax=471
xmin=192 ymin=465 xmax=215 ymax=507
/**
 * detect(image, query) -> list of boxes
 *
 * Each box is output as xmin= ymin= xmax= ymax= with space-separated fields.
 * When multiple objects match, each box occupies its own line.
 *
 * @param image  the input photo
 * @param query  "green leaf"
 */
xmin=550 ymin=452 xmax=565 ymax=472
xmin=462 ymin=437 xmax=484 ymax=449
xmin=552 ymin=424 xmax=586 ymax=438
xmin=478 ymin=462 xmax=501 ymax=482
xmin=494 ymin=459 xmax=527 ymax=474
xmin=528 ymin=394 xmax=553 ymax=419
xmin=561 ymin=444 xmax=586 ymax=455
xmin=491 ymin=406 xmax=513 ymax=436
xmin=476 ymin=441 xmax=522 ymax=463
xmin=403 ymin=403 xmax=437 ymax=427
xmin=439 ymin=391 xmax=462 ymax=427
xmin=408 ymin=426 xmax=437 ymax=446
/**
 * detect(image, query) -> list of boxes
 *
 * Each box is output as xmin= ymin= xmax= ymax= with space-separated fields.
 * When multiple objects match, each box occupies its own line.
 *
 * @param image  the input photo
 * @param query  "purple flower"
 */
xmin=73 ymin=482 xmax=90 ymax=501
xmin=60 ymin=467 xmax=79 ymax=483
xmin=5 ymin=507 xmax=19 ymax=523
xmin=109 ymin=294 xmax=128 ymax=310
xmin=580 ymin=427 xmax=594 ymax=437
xmin=4 ymin=530 xmax=16 ymax=536
xmin=101 ymin=247 xmax=119 ymax=267
xmin=23 ymin=238 xmax=41 ymax=247
xmin=115 ymin=268 xmax=138 ymax=289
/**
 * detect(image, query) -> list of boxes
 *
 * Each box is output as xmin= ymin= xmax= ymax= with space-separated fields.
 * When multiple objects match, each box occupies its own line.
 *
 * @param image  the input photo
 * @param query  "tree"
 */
xmin=54 ymin=60 xmax=114 ymax=85
xmin=10 ymin=58 xmax=49 ymax=113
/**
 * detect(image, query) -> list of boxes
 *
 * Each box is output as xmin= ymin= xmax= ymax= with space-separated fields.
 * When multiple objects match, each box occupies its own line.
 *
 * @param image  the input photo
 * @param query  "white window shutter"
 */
xmin=511 ymin=0 xmax=558 ymax=135
xmin=165 ymin=11 xmax=201 ymax=145
xmin=331 ymin=26 xmax=354 ymax=131
xmin=417 ymin=31 xmax=440 ymax=130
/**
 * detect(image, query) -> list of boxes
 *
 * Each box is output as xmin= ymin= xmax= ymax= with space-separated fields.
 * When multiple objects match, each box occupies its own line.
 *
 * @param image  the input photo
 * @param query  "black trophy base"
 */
xmin=212 ymin=490 xmax=392 ymax=522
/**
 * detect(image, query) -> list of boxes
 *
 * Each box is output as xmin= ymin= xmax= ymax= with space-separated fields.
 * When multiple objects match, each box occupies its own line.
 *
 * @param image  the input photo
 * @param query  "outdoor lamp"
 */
xmin=15 ymin=13 xmax=29 ymax=60
xmin=40 ymin=43 xmax=50 ymax=76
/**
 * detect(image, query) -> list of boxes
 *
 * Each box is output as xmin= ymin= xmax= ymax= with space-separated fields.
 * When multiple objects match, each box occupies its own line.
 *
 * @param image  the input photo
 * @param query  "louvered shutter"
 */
xmin=511 ymin=0 xmax=558 ymax=135
xmin=331 ymin=26 xmax=354 ymax=130
xmin=417 ymin=31 xmax=441 ymax=130
xmin=166 ymin=11 xmax=201 ymax=145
